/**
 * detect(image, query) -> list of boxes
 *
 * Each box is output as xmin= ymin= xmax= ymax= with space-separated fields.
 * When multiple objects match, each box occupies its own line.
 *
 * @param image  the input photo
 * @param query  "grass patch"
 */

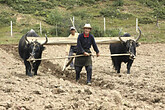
xmin=0 ymin=0 xmax=165 ymax=43
xmin=0 ymin=36 xmax=20 ymax=44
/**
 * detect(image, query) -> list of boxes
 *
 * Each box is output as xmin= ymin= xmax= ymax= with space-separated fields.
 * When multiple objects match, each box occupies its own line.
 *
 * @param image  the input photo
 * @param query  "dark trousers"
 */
xmin=68 ymin=46 xmax=77 ymax=67
xmin=75 ymin=65 xmax=92 ymax=83
xmin=68 ymin=48 xmax=74 ymax=67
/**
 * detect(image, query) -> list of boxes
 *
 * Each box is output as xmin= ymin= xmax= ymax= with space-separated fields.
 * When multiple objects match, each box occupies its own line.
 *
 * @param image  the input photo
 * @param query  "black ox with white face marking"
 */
xmin=109 ymin=28 xmax=141 ymax=74
xmin=18 ymin=29 xmax=48 ymax=76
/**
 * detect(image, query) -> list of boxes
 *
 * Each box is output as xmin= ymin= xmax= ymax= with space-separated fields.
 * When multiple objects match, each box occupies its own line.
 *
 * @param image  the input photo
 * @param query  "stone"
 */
xmin=52 ymin=88 xmax=65 ymax=94
xmin=84 ymin=89 xmax=92 ymax=95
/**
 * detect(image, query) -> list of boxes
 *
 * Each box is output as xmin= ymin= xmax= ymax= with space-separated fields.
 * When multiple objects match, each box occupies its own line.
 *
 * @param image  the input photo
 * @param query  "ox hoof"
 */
xmin=27 ymin=74 xmax=33 ymax=77
xmin=127 ymin=71 xmax=130 ymax=74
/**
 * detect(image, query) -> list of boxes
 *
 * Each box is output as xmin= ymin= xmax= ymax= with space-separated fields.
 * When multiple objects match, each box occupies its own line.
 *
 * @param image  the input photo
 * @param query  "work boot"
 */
xmin=87 ymin=82 xmax=91 ymax=86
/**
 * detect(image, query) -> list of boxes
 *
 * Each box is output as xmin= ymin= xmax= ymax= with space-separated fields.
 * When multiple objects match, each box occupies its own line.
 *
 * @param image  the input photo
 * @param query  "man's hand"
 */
xmin=96 ymin=53 xmax=100 ymax=57
xmin=84 ymin=52 xmax=90 ymax=56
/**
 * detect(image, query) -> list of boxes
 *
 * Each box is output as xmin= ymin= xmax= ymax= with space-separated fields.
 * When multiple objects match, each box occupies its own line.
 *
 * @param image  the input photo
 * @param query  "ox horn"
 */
xmin=41 ymin=34 xmax=48 ymax=45
xmin=135 ymin=27 xmax=141 ymax=42
xmin=119 ymin=28 xmax=125 ymax=43
xmin=25 ymin=33 xmax=30 ymax=44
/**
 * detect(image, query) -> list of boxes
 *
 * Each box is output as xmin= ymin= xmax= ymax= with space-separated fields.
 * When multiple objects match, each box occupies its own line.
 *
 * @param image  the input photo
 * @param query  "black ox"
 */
xmin=18 ymin=29 xmax=48 ymax=76
xmin=109 ymin=28 xmax=141 ymax=74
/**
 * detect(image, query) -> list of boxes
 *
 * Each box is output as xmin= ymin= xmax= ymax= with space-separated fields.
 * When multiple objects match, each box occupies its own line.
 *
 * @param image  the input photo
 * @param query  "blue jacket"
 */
xmin=76 ymin=33 xmax=99 ymax=54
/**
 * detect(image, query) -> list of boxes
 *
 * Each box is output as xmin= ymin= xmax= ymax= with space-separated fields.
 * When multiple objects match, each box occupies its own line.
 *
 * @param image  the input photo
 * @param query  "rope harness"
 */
xmin=128 ymin=40 xmax=136 ymax=60
xmin=28 ymin=41 xmax=38 ymax=74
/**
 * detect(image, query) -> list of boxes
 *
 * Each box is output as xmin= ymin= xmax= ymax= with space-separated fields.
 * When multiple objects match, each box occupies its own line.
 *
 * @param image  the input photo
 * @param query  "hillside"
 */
xmin=0 ymin=0 xmax=165 ymax=44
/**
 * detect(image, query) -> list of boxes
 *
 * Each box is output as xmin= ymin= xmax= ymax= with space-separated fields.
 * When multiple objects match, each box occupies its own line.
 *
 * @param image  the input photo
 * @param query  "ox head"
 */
xmin=25 ymin=34 xmax=48 ymax=60
xmin=119 ymin=28 xmax=141 ymax=60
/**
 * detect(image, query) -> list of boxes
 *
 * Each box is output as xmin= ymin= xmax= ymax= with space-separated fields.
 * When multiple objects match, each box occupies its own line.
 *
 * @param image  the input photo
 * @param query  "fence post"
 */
xmin=156 ymin=14 xmax=159 ymax=28
xmin=136 ymin=18 xmax=138 ymax=32
xmin=11 ymin=21 xmax=13 ymax=37
xmin=56 ymin=23 xmax=58 ymax=37
xmin=40 ymin=22 xmax=42 ymax=35
xmin=104 ymin=17 xmax=106 ymax=33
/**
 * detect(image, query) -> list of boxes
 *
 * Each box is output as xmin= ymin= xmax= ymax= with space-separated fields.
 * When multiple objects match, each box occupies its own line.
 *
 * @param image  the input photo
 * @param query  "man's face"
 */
xmin=84 ymin=28 xmax=91 ymax=35
xmin=70 ymin=30 xmax=76 ymax=35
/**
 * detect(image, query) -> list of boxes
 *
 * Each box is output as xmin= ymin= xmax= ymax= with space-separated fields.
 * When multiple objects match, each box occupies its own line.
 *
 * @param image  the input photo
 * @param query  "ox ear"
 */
xmin=136 ymin=42 xmax=140 ymax=47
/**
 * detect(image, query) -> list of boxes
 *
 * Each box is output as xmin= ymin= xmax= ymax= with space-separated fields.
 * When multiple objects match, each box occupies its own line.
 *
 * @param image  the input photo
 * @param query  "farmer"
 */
xmin=66 ymin=27 xmax=79 ymax=70
xmin=74 ymin=24 xmax=99 ymax=85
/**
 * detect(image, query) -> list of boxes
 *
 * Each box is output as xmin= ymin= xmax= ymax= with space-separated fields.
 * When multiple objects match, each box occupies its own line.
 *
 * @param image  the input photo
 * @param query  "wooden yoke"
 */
xmin=27 ymin=37 xmax=135 ymax=45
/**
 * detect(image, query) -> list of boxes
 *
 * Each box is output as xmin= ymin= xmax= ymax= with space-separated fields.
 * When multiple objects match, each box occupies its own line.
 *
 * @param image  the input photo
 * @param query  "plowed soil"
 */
xmin=0 ymin=44 xmax=165 ymax=110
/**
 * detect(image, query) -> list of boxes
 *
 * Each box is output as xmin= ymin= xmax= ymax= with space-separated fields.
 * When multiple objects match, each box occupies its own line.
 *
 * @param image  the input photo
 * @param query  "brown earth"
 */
xmin=0 ymin=44 xmax=165 ymax=110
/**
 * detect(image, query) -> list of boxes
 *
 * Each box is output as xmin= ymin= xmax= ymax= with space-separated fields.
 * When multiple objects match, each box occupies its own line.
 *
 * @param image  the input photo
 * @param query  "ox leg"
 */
xmin=116 ymin=62 xmax=121 ymax=73
xmin=111 ymin=57 xmax=117 ymax=70
xmin=127 ymin=60 xmax=133 ymax=74
xmin=33 ymin=61 xmax=41 ymax=75
xmin=24 ymin=60 xmax=33 ymax=77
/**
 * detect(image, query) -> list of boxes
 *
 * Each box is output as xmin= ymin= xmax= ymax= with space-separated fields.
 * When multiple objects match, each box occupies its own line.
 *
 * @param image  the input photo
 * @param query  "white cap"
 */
xmin=83 ymin=24 xmax=92 ymax=29
xmin=70 ymin=27 xmax=76 ymax=30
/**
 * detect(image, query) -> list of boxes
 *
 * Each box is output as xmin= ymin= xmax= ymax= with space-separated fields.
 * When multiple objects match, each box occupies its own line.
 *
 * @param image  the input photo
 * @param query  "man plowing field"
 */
xmin=74 ymin=24 xmax=100 ymax=85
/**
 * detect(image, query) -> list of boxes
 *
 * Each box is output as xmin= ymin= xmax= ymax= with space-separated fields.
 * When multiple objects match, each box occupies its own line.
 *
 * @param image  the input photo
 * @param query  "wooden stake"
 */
xmin=70 ymin=17 xmax=78 ymax=33
xmin=65 ymin=57 xmax=74 ymax=68
xmin=104 ymin=17 xmax=106 ymax=33
xmin=136 ymin=18 xmax=138 ymax=33
xmin=11 ymin=21 xmax=13 ymax=37
xmin=56 ymin=23 xmax=58 ymax=37
xmin=73 ymin=16 xmax=74 ymax=26
xmin=40 ymin=22 xmax=42 ymax=35
xmin=62 ymin=58 xmax=67 ymax=71
xmin=62 ymin=57 xmax=74 ymax=71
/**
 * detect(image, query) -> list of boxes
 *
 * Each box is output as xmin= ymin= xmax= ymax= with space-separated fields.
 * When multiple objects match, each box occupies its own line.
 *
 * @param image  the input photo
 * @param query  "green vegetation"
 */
xmin=139 ymin=17 xmax=155 ymax=24
xmin=72 ymin=10 xmax=91 ymax=19
xmin=100 ymin=7 xmax=133 ymax=19
xmin=113 ymin=0 xmax=124 ymax=6
xmin=0 ymin=12 xmax=16 ymax=26
xmin=137 ymin=0 xmax=165 ymax=19
xmin=0 ymin=0 xmax=164 ymax=44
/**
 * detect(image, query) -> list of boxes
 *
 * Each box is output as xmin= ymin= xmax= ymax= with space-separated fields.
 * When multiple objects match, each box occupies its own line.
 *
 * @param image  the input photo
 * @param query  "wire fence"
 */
xmin=0 ymin=17 xmax=140 ymax=37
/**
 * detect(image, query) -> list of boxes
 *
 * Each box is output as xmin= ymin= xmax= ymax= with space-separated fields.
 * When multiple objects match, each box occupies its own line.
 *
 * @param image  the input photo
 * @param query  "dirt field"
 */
xmin=0 ymin=44 xmax=165 ymax=110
